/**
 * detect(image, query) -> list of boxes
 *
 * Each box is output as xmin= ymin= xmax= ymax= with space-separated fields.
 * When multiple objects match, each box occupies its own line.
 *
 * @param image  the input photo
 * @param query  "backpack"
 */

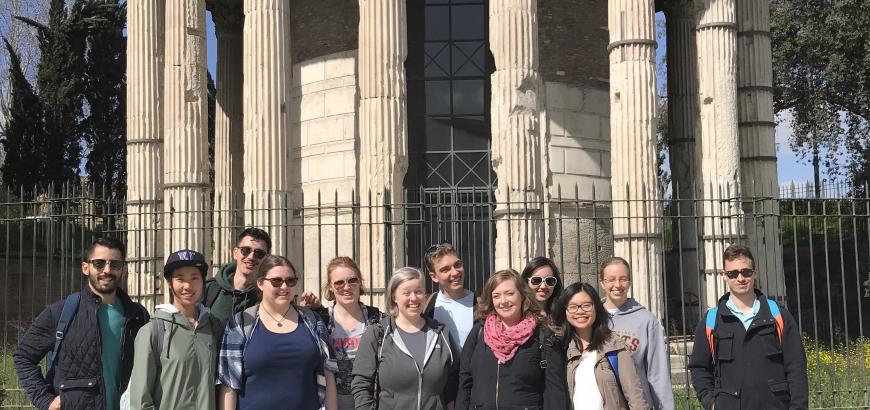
xmin=704 ymin=298 xmax=784 ymax=360
xmin=47 ymin=292 xmax=81 ymax=373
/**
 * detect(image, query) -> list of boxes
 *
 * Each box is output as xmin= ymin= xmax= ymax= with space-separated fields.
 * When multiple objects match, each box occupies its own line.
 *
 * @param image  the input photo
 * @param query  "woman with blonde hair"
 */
xmin=311 ymin=257 xmax=382 ymax=410
xmin=456 ymin=269 xmax=566 ymax=410
xmin=351 ymin=267 xmax=458 ymax=410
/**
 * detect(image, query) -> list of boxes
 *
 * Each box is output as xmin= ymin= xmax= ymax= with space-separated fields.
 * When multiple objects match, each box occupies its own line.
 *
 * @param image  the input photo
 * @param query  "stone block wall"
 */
xmin=291 ymin=50 xmax=359 ymax=294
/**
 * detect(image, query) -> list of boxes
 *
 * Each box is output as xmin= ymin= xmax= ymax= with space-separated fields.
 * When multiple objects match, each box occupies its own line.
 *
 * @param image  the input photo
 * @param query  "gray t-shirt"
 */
xmin=397 ymin=325 xmax=428 ymax=370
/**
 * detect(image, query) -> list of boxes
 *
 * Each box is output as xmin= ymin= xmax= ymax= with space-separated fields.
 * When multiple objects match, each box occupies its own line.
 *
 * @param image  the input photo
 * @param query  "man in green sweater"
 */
xmin=201 ymin=228 xmax=271 ymax=324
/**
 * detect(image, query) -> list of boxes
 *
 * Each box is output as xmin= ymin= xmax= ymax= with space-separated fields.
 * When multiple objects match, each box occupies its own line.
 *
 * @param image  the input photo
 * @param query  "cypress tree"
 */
xmin=1 ymin=39 xmax=44 ymax=188
xmin=81 ymin=0 xmax=126 ymax=191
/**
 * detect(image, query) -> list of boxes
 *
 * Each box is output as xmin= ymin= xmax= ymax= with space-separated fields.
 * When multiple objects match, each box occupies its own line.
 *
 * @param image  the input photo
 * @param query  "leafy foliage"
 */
xmin=0 ymin=38 xmax=43 ymax=188
xmin=772 ymin=0 xmax=870 ymax=188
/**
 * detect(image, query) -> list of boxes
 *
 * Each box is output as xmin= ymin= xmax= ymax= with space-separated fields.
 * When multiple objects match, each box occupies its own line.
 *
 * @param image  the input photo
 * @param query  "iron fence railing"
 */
xmin=0 ymin=183 xmax=868 ymax=408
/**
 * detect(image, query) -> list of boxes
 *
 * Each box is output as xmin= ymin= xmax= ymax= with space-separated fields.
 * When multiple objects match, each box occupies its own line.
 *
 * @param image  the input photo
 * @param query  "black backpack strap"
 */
xmin=48 ymin=292 xmax=80 ymax=372
xmin=203 ymin=279 xmax=223 ymax=308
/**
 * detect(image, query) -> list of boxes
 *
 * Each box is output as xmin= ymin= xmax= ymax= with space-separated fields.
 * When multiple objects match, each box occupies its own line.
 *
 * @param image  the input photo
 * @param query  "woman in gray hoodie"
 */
xmin=599 ymin=257 xmax=674 ymax=409
xmin=351 ymin=267 xmax=458 ymax=410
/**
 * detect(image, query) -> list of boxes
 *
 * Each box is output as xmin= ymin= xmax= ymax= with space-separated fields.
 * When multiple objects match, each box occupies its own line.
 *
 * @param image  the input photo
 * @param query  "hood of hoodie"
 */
xmin=610 ymin=297 xmax=645 ymax=316
xmin=215 ymin=261 xmax=257 ymax=293
xmin=153 ymin=304 xmax=211 ymax=330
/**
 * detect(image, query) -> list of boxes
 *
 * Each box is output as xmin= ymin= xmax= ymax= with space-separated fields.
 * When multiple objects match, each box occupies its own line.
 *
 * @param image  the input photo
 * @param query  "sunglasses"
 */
xmin=262 ymin=276 xmax=298 ymax=288
xmin=724 ymin=268 xmax=755 ymax=279
xmin=529 ymin=276 xmax=557 ymax=288
xmin=332 ymin=277 xmax=361 ymax=289
xmin=566 ymin=302 xmax=595 ymax=314
xmin=237 ymin=246 xmax=268 ymax=260
xmin=425 ymin=241 xmax=451 ymax=254
xmin=88 ymin=259 xmax=125 ymax=271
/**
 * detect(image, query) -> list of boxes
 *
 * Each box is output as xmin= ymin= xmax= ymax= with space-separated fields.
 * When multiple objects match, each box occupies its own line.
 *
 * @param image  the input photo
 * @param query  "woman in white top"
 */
xmin=552 ymin=282 xmax=649 ymax=410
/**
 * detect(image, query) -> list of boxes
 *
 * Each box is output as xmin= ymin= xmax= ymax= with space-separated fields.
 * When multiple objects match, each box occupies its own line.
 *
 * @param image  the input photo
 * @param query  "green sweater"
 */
xmin=128 ymin=305 xmax=223 ymax=410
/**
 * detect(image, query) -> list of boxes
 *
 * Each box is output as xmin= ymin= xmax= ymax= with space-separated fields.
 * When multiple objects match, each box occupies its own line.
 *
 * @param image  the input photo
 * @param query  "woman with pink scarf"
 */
xmin=455 ymin=269 xmax=567 ymax=410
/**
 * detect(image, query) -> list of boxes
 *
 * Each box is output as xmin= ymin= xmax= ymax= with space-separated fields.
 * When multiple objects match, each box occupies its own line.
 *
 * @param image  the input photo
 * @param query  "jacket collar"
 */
xmin=566 ymin=332 xmax=625 ymax=361
xmin=81 ymin=285 xmax=140 ymax=318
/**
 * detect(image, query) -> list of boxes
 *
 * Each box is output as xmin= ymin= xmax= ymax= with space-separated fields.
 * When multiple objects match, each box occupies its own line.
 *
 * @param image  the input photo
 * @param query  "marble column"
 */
xmin=357 ymin=0 xmax=409 ymax=303
xmin=665 ymin=0 xmax=702 ymax=318
xmin=490 ymin=0 xmax=545 ymax=271
xmin=608 ymin=0 xmax=663 ymax=317
xmin=737 ymin=0 xmax=784 ymax=300
xmin=242 ymin=0 xmax=291 ymax=257
xmin=163 ymin=0 xmax=210 ymax=270
xmin=126 ymin=0 xmax=165 ymax=309
xmin=212 ymin=6 xmax=244 ymax=266
xmin=695 ymin=0 xmax=743 ymax=308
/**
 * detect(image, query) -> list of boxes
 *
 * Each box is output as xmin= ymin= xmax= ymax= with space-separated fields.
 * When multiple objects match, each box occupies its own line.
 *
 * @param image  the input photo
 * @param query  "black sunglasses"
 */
xmin=724 ymin=268 xmax=754 ymax=279
xmin=237 ymin=246 xmax=268 ymax=260
xmin=425 ymin=241 xmax=451 ymax=254
xmin=332 ymin=277 xmax=361 ymax=289
xmin=263 ymin=276 xmax=298 ymax=288
xmin=89 ymin=259 xmax=125 ymax=270
xmin=529 ymin=276 xmax=558 ymax=288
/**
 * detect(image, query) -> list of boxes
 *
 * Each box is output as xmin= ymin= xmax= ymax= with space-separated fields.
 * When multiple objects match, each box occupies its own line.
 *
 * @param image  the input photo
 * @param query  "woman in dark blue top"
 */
xmin=217 ymin=255 xmax=337 ymax=410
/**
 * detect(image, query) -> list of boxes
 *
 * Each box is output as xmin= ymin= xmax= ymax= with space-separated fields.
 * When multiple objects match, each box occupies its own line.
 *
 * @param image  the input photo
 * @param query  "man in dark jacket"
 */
xmin=201 ymin=227 xmax=270 ymax=324
xmin=13 ymin=237 xmax=149 ymax=410
xmin=688 ymin=244 xmax=808 ymax=410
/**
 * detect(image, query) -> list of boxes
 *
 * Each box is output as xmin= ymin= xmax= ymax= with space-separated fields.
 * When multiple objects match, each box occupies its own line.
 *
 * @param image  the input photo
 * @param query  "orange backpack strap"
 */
xmin=766 ymin=299 xmax=784 ymax=345
xmin=704 ymin=307 xmax=718 ymax=360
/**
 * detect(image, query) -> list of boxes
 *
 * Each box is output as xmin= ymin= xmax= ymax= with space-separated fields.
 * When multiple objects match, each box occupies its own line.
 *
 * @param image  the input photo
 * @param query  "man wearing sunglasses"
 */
xmin=422 ymin=242 xmax=477 ymax=349
xmin=688 ymin=244 xmax=808 ymax=410
xmin=14 ymin=238 xmax=149 ymax=410
xmin=202 ymin=227 xmax=271 ymax=324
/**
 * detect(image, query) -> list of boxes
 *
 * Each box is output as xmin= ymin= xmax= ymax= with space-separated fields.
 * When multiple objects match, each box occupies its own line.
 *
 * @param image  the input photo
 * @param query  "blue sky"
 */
xmin=201 ymin=11 xmax=818 ymax=186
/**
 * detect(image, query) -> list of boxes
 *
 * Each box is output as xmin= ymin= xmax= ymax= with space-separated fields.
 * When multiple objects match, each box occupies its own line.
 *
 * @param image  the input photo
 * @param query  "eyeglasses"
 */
xmin=724 ymin=268 xmax=754 ymax=279
xmin=566 ymin=303 xmax=595 ymax=314
xmin=601 ymin=277 xmax=630 ymax=284
xmin=88 ymin=259 xmax=125 ymax=271
xmin=332 ymin=277 xmax=361 ymax=289
xmin=263 ymin=276 xmax=298 ymax=288
xmin=237 ymin=246 xmax=268 ymax=260
xmin=529 ymin=276 xmax=557 ymax=288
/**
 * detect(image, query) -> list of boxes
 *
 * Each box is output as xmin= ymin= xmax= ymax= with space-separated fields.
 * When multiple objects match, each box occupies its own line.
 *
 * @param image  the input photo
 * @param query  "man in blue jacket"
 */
xmin=13 ymin=238 xmax=148 ymax=410
xmin=688 ymin=244 xmax=808 ymax=410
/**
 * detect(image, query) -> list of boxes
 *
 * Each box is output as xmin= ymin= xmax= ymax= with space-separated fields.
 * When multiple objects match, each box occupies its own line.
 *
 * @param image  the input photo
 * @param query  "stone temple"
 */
xmin=126 ymin=0 xmax=782 ymax=317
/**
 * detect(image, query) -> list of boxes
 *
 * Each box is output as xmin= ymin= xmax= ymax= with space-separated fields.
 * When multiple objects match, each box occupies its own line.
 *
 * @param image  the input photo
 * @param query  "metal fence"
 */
xmin=0 ymin=184 xmax=869 ymax=409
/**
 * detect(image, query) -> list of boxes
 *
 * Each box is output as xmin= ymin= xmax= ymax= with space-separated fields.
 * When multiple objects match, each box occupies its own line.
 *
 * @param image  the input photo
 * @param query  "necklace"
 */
xmin=262 ymin=305 xmax=293 ymax=327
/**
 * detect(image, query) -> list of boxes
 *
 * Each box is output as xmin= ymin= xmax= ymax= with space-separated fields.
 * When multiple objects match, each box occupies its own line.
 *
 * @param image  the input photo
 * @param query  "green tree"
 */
xmin=0 ymin=38 xmax=43 ymax=188
xmin=772 ymin=0 xmax=870 ymax=195
xmin=81 ymin=0 xmax=126 ymax=191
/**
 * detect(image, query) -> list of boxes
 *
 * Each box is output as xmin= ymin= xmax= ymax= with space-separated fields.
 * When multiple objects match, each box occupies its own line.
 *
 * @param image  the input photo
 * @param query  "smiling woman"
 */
xmin=456 ymin=270 xmax=566 ymax=410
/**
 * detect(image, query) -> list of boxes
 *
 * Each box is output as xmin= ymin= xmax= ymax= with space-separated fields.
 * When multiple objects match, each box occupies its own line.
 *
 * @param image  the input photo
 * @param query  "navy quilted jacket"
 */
xmin=13 ymin=287 xmax=148 ymax=410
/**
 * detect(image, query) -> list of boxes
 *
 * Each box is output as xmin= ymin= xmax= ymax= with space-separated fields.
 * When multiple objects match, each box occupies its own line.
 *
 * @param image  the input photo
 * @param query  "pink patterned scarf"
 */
xmin=483 ymin=313 xmax=537 ymax=363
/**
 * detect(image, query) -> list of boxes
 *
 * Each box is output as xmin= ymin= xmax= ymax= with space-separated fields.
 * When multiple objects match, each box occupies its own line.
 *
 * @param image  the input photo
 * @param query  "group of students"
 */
xmin=14 ymin=230 xmax=806 ymax=410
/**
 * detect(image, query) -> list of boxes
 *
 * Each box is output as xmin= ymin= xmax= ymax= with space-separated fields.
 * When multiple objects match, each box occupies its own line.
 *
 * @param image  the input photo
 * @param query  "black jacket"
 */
xmin=456 ymin=320 xmax=567 ymax=410
xmin=13 ymin=287 xmax=149 ymax=410
xmin=688 ymin=290 xmax=808 ymax=410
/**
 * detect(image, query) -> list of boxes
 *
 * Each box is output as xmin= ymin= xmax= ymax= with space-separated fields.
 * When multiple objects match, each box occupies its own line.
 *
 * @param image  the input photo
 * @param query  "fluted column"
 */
xmin=212 ymin=6 xmax=244 ymax=266
xmin=242 ymin=0 xmax=291 ymax=257
xmin=737 ymin=0 xmax=784 ymax=300
xmin=490 ymin=0 xmax=545 ymax=271
xmin=665 ymin=0 xmax=702 ymax=318
xmin=163 ymin=0 xmax=210 ymax=268
xmin=126 ymin=0 xmax=165 ymax=309
xmin=695 ymin=0 xmax=743 ymax=308
xmin=357 ymin=0 xmax=408 ymax=300
xmin=608 ymin=0 xmax=663 ymax=317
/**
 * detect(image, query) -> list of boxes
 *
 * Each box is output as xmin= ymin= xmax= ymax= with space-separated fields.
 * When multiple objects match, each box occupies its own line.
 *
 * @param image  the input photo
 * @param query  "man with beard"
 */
xmin=14 ymin=237 xmax=149 ymax=410
xmin=202 ymin=227 xmax=271 ymax=324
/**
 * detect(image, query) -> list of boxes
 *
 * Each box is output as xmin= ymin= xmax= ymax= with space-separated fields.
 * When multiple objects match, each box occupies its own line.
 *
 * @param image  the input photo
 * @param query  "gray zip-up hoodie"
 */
xmin=351 ymin=316 xmax=459 ymax=410
xmin=607 ymin=298 xmax=674 ymax=409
